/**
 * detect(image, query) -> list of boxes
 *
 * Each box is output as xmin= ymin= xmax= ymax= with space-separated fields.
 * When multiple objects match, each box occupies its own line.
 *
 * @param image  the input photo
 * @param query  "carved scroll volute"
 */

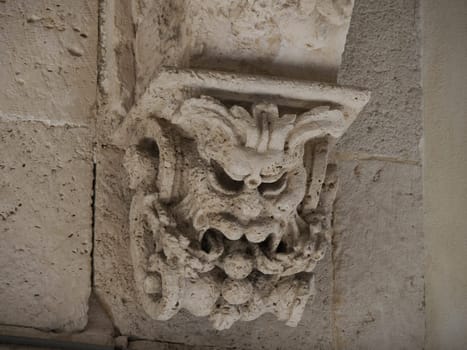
xmin=113 ymin=117 xmax=183 ymax=320
xmin=113 ymin=68 xmax=370 ymax=330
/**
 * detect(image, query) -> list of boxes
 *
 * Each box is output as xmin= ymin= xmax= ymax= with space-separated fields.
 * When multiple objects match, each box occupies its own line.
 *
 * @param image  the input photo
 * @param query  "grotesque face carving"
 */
xmin=115 ymin=69 xmax=369 ymax=330
xmin=172 ymin=98 xmax=309 ymax=244
xmin=171 ymin=97 xmax=346 ymax=245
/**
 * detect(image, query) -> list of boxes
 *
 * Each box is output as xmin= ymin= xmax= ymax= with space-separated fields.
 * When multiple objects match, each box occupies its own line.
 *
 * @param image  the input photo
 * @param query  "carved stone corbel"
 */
xmin=113 ymin=67 xmax=369 ymax=330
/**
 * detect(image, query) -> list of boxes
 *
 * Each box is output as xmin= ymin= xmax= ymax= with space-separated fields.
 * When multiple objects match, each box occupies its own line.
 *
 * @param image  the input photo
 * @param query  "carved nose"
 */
xmin=233 ymin=194 xmax=261 ymax=223
xmin=244 ymin=174 xmax=261 ymax=189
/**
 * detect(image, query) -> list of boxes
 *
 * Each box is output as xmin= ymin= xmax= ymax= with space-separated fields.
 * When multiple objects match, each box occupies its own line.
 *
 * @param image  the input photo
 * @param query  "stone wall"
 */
xmin=0 ymin=0 xmax=97 ymax=331
xmin=1 ymin=0 xmax=464 ymax=349
xmin=333 ymin=1 xmax=424 ymax=348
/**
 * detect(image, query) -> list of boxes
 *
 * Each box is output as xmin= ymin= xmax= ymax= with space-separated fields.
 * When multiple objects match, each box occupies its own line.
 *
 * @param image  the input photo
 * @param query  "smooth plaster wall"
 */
xmin=422 ymin=1 xmax=467 ymax=349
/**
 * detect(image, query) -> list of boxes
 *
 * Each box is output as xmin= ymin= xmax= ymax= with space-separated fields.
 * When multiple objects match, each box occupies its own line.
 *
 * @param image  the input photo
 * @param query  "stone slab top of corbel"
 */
xmin=155 ymin=67 xmax=370 ymax=109
xmin=113 ymin=67 xmax=370 ymax=148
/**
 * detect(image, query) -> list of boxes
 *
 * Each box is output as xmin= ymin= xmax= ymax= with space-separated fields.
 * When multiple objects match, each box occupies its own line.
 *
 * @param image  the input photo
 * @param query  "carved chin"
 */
xmin=199 ymin=213 xmax=286 ymax=243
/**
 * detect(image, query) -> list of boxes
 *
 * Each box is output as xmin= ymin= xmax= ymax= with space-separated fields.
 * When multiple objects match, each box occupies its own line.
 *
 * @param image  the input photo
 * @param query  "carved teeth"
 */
xmin=222 ymin=251 xmax=254 ymax=280
xmin=244 ymin=230 xmax=272 ymax=243
xmin=218 ymin=228 xmax=244 ymax=241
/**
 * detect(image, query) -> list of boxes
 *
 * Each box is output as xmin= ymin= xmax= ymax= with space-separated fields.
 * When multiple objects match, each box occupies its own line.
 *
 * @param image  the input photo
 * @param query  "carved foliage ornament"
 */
xmin=113 ymin=68 xmax=370 ymax=330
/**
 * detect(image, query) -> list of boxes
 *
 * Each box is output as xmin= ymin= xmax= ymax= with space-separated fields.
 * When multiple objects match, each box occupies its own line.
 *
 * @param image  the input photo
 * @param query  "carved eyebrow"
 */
xmin=210 ymin=159 xmax=246 ymax=181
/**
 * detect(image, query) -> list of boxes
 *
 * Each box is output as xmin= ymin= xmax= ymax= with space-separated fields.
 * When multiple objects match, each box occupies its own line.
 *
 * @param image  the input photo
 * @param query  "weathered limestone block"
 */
xmin=0 ymin=122 xmax=93 ymax=331
xmin=337 ymin=0 xmax=422 ymax=160
xmin=333 ymin=160 xmax=424 ymax=349
xmin=0 ymin=294 xmax=114 ymax=347
xmin=129 ymin=0 xmax=355 ymax=100
xmin=180 ymin=0 xmax=354 ymax=82
xmin=0 ymin=0 xmax=98 ymax=124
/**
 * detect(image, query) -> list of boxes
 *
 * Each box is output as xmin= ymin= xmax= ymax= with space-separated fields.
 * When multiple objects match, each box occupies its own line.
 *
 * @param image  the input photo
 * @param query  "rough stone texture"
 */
xmin=337 ymin=0 xmax=422 ymax=160
xmin=0 ymin=0 xmax=97 ymax=332
xmin=333 ymin=160 xmax=424 ymax=349
xmin=94 ymin=143 xmax=334 ymax=348
xmin=0 ymin=294 xmax=114 ymax=347
xmin=0 ymin=122 xmax=93 ymax=331
xmin=0 ymin=0 xmax=98 ymax=124
xmin=186 ymin=0 xmax=354 ymax=82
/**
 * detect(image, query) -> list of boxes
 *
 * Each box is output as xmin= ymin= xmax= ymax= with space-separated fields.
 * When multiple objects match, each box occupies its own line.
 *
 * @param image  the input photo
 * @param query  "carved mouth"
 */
xmin=202 ymin=214 xmax=285 ymax=243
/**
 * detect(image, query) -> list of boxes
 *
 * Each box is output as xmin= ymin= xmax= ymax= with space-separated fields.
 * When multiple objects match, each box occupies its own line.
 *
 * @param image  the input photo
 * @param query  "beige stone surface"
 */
xmin=337 ymin=0 xmax=422 ymax=160
xmin=0 ymin=121 xmax=93 ymax=331
xmin=0 ymin=294 xmax=114 ymax=348
xmin=0 ymin=0 xmax=98 ymax=124
xmin=129 ymin=340 xmax=224 ymax=350
xmin=186 ymin=0 xmax=354 ymax=82
xmin=94 ymin=146 xmax=334 ymax=348
xmin=333 ymin=160 xmax=424 ymax=349
xmin=422 ymin=1 xmax=467 ymax=349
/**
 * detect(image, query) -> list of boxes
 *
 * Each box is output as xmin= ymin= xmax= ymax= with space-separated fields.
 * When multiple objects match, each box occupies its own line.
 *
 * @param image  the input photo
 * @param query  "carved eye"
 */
xmin=258 ymin=173 xmax=287 ymax=197
xmin=210 ymin=160 xmax=244 ymax=193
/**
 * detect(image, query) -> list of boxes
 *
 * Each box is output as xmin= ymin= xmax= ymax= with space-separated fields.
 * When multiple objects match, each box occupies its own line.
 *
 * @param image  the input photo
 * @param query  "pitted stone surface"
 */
xmin=186 ymin=0 xmax=354 ymax=82
xmin=0 ymin=0 xmax=98 ymax=124
xmin=0 ymin=122 xmax=93 ymax=331
xmin=104 ymin=68 xmax=369 ymax=331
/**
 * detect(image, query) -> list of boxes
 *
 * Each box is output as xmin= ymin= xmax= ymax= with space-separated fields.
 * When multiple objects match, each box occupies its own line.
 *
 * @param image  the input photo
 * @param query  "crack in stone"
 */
xmin=90 ymin=161 xmax=97 ymax=294
xmin=0 ymin=112 xmax=89 ymax=128
xmin=335 ymin=151 xmax=420 ymax=165
xmin=127 ymin=337 xmax=238 ymax=350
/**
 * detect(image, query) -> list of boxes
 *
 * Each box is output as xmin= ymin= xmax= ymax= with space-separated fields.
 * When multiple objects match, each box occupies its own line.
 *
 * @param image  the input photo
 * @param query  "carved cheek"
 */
xmin=228 ymin=148 xmax=252 ymax=179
